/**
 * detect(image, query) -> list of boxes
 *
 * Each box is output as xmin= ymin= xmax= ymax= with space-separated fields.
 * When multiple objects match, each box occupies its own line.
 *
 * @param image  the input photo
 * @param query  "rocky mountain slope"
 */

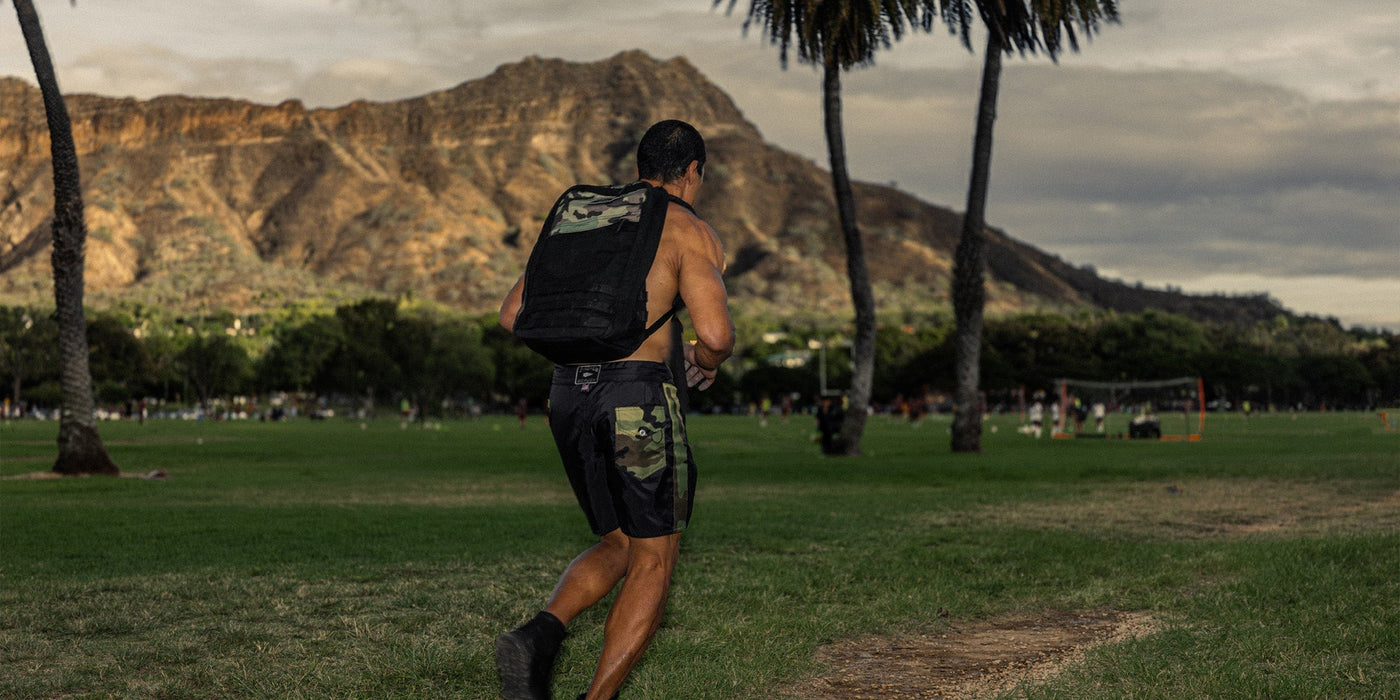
xmin=1 ymin=51 xmax=1283 ymax=323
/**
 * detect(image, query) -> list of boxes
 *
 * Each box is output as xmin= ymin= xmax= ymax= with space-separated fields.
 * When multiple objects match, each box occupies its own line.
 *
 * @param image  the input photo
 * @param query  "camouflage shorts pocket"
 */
xmin=614 ymin=405 xmax=669 ymax=480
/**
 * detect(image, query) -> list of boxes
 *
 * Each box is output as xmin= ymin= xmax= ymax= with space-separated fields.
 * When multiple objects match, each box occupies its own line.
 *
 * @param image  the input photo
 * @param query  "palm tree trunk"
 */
xmin=13 ymin=0 xmax=119 ymax=475
xmin=951 ymin=29 xmax=1004 ymax=454
xmin=822 ymin=60 xmax=876 ymax=456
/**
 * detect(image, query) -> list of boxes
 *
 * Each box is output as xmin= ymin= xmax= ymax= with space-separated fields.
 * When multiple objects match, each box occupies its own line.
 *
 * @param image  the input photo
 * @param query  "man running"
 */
xmin=496 ymin=120 xmax=734 ymax=700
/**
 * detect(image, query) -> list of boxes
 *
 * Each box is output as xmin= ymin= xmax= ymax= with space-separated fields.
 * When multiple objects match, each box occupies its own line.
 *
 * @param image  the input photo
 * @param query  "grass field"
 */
xmin=2 ymin=409 xmax=1397 ymax=698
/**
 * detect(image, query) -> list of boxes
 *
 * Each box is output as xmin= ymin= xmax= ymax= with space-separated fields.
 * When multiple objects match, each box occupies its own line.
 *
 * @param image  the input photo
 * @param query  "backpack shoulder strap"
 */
xmin=642 ymin=191 xmax=693 ymax=337
xmin=665 ymin=192 xmax=696 ymax=215
xmin=645 ymin=298 xmax=682 ymax=336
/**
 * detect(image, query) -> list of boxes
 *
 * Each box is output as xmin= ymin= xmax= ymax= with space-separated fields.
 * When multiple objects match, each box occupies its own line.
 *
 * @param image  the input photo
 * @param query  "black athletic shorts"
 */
xmin=549 ymin=361 xmax=696 ymax=539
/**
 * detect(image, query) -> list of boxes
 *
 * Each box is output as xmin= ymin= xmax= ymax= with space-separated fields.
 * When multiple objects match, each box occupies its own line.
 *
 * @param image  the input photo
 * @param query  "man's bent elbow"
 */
xmin=695 ymin=323 xmax=735 ymax=365
xmin=499 ymin=277 xmax=525 ymax=332
xmin=497 ymin=302 xmax=517 ymax=332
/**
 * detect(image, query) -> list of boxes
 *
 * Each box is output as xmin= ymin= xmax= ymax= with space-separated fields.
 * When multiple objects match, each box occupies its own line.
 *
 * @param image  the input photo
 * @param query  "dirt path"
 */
xmin=783 ymin=481 xmax=1399 ymax=698
xmin=784 ymin=610 xmax=1156 ymax=699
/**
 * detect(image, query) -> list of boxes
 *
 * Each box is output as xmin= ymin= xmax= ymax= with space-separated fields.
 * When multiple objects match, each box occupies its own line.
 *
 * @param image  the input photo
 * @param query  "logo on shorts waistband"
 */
xmin=574 ymin=365 xmax=602 ymax=385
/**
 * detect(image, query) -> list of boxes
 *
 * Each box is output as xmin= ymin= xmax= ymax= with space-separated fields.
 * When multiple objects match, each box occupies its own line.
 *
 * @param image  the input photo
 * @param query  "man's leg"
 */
xmin=498 ymin=531 xmax=629 ymax=700
xmin=544 ymin=529 xmax=631 ymax=625
xmin=582 ymin=532 xmax=682 ymax=700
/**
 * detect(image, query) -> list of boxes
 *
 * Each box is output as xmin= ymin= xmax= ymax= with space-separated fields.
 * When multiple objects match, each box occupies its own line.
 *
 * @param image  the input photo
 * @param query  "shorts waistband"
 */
xmin=552 ymin=361 xmax=673 ymax=386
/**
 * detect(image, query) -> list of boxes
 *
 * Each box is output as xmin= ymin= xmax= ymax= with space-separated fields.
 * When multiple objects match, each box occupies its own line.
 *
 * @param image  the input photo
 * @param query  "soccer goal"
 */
xmin=1052 ymin=376 xmax=1205 ymax=441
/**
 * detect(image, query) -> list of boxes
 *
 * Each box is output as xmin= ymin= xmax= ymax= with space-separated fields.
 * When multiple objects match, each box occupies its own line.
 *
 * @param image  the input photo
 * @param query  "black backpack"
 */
xmin=512 ymin=181 xmax=684 ymax=365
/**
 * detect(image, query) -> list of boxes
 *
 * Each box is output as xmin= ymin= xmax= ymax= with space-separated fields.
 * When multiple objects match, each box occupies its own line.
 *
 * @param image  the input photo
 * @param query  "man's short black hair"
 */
xmin=637 ymin=120 xmax=706 ymax=183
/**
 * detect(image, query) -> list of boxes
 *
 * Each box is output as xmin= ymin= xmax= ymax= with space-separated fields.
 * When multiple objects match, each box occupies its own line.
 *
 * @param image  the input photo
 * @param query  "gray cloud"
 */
xmin=791 ymin=61 xmax=1400 ymax=287
xmin=62 ymin=46 xmax=299 ymax=103
xmin=3 ymin=0 xmax=1396 ymax=328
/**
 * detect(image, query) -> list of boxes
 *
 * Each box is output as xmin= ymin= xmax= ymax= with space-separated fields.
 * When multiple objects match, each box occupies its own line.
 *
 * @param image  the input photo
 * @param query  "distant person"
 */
xmin=495 ymin=120 xmax=735 ymax=700
xmin=1029 ymin=399 xmax=1044 ymax=439
xmin=1092 ymin=401 xmax=1106 ymax=434
xmin=816 ymin=395 xmax=845 ymax=455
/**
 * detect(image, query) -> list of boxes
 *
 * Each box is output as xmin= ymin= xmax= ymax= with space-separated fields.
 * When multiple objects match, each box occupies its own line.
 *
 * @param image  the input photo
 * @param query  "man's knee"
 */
xmin=596 ymin=529 xmax=631 ymax=560
xmin=599 ymin=529 xmax=629 ymax=547
xmin=625 ymin=534 xmax=680 ymax=575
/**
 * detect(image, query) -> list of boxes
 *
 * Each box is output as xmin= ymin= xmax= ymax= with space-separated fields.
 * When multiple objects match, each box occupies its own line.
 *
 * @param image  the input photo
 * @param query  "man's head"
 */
xmin=637 ymin=120 xmax=705 ymax=184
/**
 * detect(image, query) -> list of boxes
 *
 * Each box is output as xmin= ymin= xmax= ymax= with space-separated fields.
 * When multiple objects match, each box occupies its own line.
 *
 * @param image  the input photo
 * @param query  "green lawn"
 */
xmin=2 ymin=409 xmax=1397 ymax=698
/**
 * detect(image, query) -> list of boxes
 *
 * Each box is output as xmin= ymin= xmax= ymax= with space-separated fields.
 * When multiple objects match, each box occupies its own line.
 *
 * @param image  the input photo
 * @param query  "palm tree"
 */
xmin=942 ymin=0 xmax=1118 ymax=453
xmin=719 ymin=0 xmax=931 ymax=455
xmin=12 ymin=0 xmax=120 ymax=475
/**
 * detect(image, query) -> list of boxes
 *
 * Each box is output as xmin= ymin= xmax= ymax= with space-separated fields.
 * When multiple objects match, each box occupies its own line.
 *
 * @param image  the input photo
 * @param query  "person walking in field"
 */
xmin=495 ymin=120 xmax=735 ymax=700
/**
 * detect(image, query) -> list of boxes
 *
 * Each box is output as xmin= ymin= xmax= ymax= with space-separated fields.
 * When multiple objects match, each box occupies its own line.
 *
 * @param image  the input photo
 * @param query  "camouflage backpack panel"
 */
xmin=548 ymin=187 xmax=648 ymax=237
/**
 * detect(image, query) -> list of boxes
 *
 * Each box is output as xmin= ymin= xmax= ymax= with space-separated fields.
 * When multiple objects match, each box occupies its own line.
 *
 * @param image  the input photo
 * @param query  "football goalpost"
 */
xmin=1052 ymin=376 xmax=1206 ymax=441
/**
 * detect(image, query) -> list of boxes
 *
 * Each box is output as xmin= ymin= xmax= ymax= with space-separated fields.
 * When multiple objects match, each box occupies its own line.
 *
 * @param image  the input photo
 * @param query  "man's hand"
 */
xmin=683 ymin=343 xmax=717 ymax=391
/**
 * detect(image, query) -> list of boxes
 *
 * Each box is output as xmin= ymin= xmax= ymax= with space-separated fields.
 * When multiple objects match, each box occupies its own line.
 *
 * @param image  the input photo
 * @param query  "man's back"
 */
xmin=619 ymin=198 xmax=730 ymax=366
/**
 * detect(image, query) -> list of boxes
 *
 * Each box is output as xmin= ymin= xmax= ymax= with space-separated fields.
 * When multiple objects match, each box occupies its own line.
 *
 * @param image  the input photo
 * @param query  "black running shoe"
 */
xmin=496 ymin=612 xmax=566 ymax=700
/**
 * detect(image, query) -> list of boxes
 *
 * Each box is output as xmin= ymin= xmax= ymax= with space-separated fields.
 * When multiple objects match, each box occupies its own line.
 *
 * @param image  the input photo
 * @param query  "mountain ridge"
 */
xmin=0 ymin=51 xmax=1285 ymax=324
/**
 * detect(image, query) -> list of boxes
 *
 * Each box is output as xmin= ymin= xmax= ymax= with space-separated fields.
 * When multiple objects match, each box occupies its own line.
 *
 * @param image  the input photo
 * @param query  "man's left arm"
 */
xmin=499 ymin=274 xmax=525 ymax=332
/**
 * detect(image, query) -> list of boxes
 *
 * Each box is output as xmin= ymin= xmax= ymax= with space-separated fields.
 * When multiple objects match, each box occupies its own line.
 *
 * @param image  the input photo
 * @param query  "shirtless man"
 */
xmin=496 ymin=120 xmax=735 ymax=700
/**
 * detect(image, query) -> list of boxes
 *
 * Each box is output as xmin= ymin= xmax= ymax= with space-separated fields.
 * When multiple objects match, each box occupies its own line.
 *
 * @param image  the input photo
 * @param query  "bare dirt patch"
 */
xmin=784 ymin=610 xmax=1156 ymax=699
xmin=785 ymin=479 xmax=1397 ymax=698
xmin=918 ymin=479 xmax=1400 ymax=540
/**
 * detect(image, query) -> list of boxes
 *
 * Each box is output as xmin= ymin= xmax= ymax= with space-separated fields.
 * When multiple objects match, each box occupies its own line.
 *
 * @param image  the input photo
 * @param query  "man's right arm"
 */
xmin=677 ymin=216 xmax=735 ymax=378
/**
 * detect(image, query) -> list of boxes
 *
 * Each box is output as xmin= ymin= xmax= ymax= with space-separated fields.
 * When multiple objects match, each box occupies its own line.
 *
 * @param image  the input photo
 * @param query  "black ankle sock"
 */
xmin=527 ymin=610 xmax=566 ymax=643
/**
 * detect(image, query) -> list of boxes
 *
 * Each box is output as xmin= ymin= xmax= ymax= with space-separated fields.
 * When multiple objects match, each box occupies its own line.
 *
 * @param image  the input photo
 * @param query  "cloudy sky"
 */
xmin=4 ymin=0 xmax=1398 ymax=330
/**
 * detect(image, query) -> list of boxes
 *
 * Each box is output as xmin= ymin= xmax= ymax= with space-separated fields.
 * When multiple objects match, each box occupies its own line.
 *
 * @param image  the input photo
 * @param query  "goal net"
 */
xmin=1051 ymin=376 xmax=1205 ymax=441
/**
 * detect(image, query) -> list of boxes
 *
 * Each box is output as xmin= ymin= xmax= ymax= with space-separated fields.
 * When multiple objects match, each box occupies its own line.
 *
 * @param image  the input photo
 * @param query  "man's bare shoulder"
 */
xmin=662 ymin=201 xmax=723 ymax=262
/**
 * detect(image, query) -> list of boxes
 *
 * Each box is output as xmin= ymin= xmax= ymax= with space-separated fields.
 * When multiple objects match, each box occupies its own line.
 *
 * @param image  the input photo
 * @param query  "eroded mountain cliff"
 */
xmin=0 ymin=51 xmax=1281 ymax=323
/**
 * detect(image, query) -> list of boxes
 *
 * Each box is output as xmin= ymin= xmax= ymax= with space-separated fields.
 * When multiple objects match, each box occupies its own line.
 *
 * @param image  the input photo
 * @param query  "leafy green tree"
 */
xmin=322 ymin=299 xmax=402 ymax=406
xmin=891 ymin=337 xmax=956 ymax=398
xmin=86 ymin=313 xmax=153 ymax=405
xmin=873 ymin=323 xmax=948 ymax=401
xmin=943 ymin=0 xmax=1118 ymax=453
xmin=385 ymin=314 xmax=434 ymax=414
xmin=1296 ymin=355 xmax=1372 ymax=409
xmin=482 ymin=321 xmax=552 ymax=408
xmin=720 ymin=0 xmax=929 ymax=455
xmin=1093 ymin=311 xmax=1207 ymax=380
xmin=0 ymin=306 xmax=59 ymax=413
xmin=984 ymin=313 xmax=1097 ymax=391
xmin=258 ymin=314 xmax=345 ymax=392
xmin=741 ymin=365 xmax=819 ymax=406
xmin=11 ymin=0 xmax=118 ymax=474
xmin=418 ymin=318 xmax=494 ymax=415
xmin=175 ymin=334 xmax=252 ymax=415
xmin=1357 ymin=340 xmax=1399 ymax=406
xmin=140 ymin=331 xmax=187 ymax=403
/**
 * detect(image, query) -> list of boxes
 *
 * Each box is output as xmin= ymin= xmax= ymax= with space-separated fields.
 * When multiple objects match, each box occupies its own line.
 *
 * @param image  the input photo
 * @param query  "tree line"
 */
xmin=1 ymin=0 xmax=1375 ymax=469
xmin=3 ymin=300 xmax=1394 ymax=419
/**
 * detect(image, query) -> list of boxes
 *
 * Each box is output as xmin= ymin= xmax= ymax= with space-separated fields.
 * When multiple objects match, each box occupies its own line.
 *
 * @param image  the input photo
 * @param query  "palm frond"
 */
xmin=718 ymin=0 xmax=949 ymax=70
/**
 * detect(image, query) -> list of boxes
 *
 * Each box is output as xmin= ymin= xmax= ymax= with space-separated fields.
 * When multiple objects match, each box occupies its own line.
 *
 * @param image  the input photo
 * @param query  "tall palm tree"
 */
xmin=720 ymin=0 xmax=931 ymax=455
xmin=942 ymin=0 xmax=1118 ymax=453
xmin=12 ymin=0 xmax=119 ymax=475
